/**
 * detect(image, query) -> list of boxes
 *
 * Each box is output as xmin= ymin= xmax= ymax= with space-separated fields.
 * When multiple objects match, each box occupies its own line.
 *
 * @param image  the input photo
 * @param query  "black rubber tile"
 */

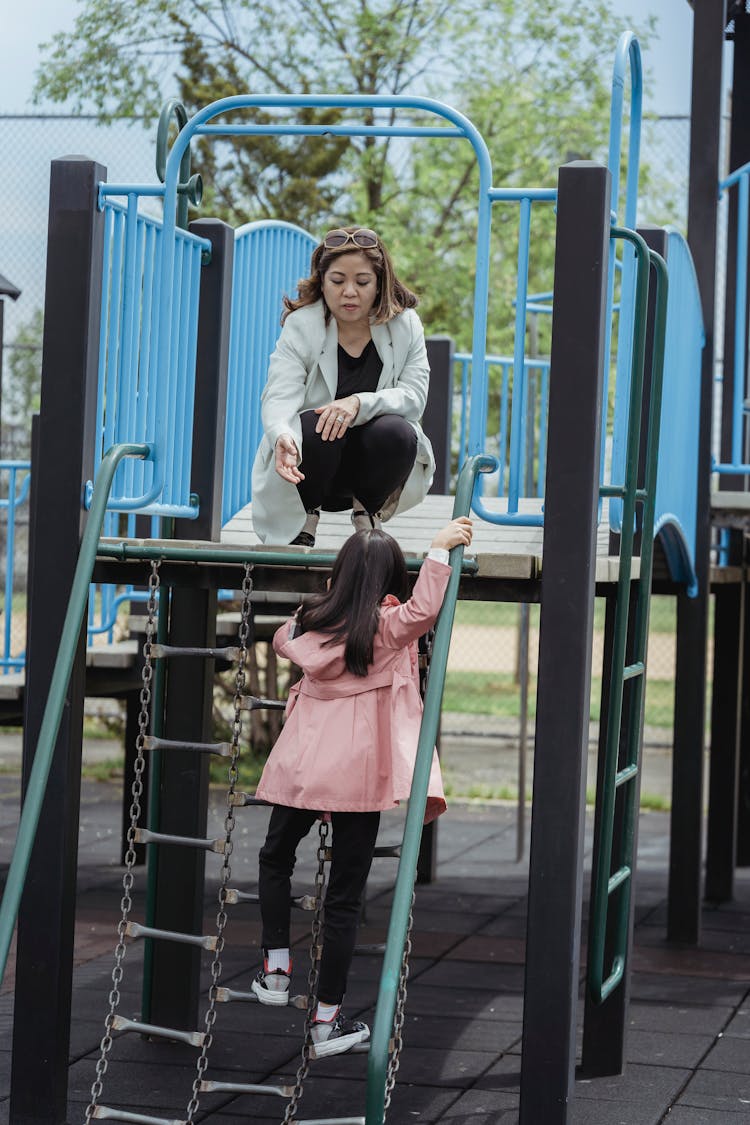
xmin=660 ymin=1109 xmax=750 ymax=1123
xmin=437 ymin=1087 xmax=520 ymax=1122
xmin=415 ymin=958 xmax=526 ymax=993
xmin=396 ymin=1012 xmax=521 ymax=1053
xmin=629 ymin=971 xmax=749 ymax=1007
xmin=625 ymin=1028 xmax=717 ymax=1069
xmin=402 ymin=982 xmax=523 ymax=1023
xmin=573 ymin=1062 xmax=690 ymax=1107
xmin=700 ymin=1032 xmax=750 ymax=1073
xmin=722 ymin=1007 xmax=750 ymax=1038
xmin=627 ymin=1001 xmax=732 ymax=1037
xmin=676 ymin=1068 xmax=750 ymax=1114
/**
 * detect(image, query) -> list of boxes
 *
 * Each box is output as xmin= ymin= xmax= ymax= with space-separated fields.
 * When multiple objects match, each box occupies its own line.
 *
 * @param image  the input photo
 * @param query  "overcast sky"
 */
xmin=0 ymin=0 xmax=723 ymax=118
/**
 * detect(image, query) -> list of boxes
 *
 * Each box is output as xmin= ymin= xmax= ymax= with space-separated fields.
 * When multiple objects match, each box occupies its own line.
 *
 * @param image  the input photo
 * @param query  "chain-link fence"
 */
xmin=0 ymin=112 xmax=707 ymax=808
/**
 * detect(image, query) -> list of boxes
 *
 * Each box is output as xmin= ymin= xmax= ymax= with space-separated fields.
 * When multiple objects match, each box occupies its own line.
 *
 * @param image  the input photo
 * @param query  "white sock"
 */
xmin=315 ymin=1000 xmax=339 ymax=1022
xmin=266 ymin=948 xmax=290 ymax=973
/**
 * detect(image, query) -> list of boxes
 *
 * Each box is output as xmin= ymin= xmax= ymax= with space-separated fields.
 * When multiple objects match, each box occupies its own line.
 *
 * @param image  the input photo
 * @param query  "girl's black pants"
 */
xmin=258 ymin=805 xmax=381 ymax=1005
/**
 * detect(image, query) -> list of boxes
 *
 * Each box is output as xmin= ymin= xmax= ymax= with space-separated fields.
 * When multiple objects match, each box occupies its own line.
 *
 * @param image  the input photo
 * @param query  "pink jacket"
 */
xmin=254 ymin=557 xmax=450 ymax=823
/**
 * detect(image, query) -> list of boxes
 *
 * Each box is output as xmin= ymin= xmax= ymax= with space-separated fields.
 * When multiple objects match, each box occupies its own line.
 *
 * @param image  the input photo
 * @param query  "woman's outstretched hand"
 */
xmin=314 ymin=395 xmax=360 ymax=441
xmin=431 ymin=517 xmax=473 ymax=551
xmin=274 ymin=434 xmax=305 ymax=484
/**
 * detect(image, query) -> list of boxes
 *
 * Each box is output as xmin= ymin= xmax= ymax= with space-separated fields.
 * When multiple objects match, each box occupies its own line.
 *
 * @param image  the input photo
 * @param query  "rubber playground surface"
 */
xmin=1 ymin=773 xmax=749 ymax=1124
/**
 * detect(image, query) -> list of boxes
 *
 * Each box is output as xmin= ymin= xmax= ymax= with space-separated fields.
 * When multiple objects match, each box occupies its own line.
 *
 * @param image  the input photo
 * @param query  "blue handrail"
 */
xmin=715 ymin=160 xmax=750 ymax=475
xmin=0 ymin=461 xmax=31 ymax=673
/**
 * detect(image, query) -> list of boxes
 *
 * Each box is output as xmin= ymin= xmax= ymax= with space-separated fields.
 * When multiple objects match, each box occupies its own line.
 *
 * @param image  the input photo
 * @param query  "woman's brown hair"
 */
xmin=281 ymin=226 xmax=418 ymax=325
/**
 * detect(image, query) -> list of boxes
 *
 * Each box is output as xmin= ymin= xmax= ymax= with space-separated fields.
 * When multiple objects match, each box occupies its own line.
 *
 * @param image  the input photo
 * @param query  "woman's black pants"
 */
xmin=296 ymin=411 xmax=417 ymax=515
xmin=258 ymin=805 xmax=381 ymax=1004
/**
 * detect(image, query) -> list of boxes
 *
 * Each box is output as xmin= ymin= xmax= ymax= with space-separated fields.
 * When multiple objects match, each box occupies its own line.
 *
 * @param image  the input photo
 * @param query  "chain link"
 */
xmin=84 ymin=561 xmax=161 ymax=1124
xmin=185 ymin=562 xmax=254 ymax=1124
xmin=281 ymin=817 xmax=330 ymax=1125
xmin=383 ymin=887 xmax=415 ymax=1116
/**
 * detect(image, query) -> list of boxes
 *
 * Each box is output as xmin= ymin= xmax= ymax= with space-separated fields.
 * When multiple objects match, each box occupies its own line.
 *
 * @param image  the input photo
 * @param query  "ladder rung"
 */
xmin=215 ymin=986 xmax=308 ymax=1009
xmin=151 ymin=644 xmax=242 ymax=661
xmin=143 ymin=735 xmax=233 ymax=757
xmin=231 ymin=792 xmax=272 ymax=807
xmin=134 ymin=828 xmax=227 ymax=854
xmin=111 ymin=1015 xmax=205 ymax=1047
xmin=225 ymin=889 xmax=317 ymax=910
xmin=321 ymin=844 xmax=400 ymax=862
xmin=126 ymin=921 xmax=218 ymax=950
xmin=240 ymin=694 xmax=287 ymax=711
xmin=91 ymin=1109 xmax=185 ymax=1125
xmin=623 ymin=661 xmax=645 ymax=681
xmin=354 ymin=943 xmax=386 ymax=955
xmin=607 ymin=865 xmax=631 ymax=895
xmin=293 ymin=1119 xmax=366 ymax=1125
xmin=615 ymin=764 xmax=638 ymax=788
xmin=200 ymin=1079 xmax=294 ymax=1097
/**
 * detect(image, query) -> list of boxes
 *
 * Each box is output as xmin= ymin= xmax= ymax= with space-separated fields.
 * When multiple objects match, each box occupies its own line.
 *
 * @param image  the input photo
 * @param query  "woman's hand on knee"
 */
xmin=314 ymin=396 xmax=360 ymax=441
xmin=431 ymin=517 xmax=473 ymax=551
xmin=274 ymin=434 xmax=305 ymax=484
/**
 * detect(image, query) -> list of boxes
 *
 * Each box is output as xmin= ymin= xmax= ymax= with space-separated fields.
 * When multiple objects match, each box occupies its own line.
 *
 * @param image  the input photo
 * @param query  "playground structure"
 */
xmin=0 ymin=5 xmax=745 ymax=1121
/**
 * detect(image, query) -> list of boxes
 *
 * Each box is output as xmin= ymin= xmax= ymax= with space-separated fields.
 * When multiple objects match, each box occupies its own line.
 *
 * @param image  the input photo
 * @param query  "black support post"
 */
xmin=145 ymin=220 xmax=234 ymax=1029
xmin=670 ymin=0 xmax=726 ymax=944
xmin=705 ymin=531 xmax=744 ymax=900
xmin=520 ymin=161 xmax=611 ymax=1124
xmin=424 ymin=335 xmax=454 ymax=495
xmin=10 ymin=157 xmax=106 ymax=1125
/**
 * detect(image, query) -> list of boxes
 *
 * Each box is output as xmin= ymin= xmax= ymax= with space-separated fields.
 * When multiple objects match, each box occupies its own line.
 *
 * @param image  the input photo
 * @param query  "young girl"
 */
xmin=251 ymin=517 xmax=473 ymax=1057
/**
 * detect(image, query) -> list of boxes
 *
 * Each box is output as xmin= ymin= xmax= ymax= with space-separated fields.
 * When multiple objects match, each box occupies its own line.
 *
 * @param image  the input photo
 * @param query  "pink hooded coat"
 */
xmin=254 ymin=557 xmax=450 ymax=823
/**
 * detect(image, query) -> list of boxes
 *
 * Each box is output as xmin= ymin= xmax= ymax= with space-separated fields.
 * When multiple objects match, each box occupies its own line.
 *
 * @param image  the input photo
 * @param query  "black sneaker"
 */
xmin=291 ymin=509 xmax=320 ymax=547
xmin=310 ymin=1007 xmax=370 ymax=1058
xmin=251 ymin=960 xmax=291 ymax=1006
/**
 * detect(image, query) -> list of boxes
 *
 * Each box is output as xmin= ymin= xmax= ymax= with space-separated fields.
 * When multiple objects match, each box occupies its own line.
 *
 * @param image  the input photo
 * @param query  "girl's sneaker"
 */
xmin=309 ymin=1008 xmax=370 ymax=1058
xmin=251 ymin=961 xmax=291 ymax=1006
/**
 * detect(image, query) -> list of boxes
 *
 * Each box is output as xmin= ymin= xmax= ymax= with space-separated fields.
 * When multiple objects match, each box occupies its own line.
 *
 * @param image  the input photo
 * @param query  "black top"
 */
xmin=336 ymin=338 xmax=383 ymax=400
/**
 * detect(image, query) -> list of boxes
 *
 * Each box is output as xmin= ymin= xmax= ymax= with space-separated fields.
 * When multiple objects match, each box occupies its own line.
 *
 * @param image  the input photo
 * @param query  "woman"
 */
xmin=250 ymin=227 xmax=436 ymax=546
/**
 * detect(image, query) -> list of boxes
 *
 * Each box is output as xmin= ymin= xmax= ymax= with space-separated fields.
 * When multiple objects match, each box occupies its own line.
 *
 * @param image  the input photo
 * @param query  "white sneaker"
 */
xmin=251 ymin=961 xmax=291 ymax=1006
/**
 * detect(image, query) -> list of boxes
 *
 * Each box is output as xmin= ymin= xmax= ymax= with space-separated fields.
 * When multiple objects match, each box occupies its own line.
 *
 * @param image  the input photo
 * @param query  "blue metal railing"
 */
xmin=223 ymin=220 xmax=317 ymax=525
xmin=715 ymin=159 xmax=750 ymax=475
xmin=454 ymin=353 xmax=550 ymax=501
xmin=0 ymin=461 xmax=31 ymax=673
xmin=91 ymin=192 xmax=211 ymax=518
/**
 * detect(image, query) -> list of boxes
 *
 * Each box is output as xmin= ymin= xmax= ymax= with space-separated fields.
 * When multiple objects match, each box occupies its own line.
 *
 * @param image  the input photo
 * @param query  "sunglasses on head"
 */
xmin=322 ymin=228 xmax=379 ymax=250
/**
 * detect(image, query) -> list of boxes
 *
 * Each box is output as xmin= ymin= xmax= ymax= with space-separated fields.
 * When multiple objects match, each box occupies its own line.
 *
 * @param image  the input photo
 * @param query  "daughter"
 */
xmin=251 ymin=517 xmax=473 ymax=1057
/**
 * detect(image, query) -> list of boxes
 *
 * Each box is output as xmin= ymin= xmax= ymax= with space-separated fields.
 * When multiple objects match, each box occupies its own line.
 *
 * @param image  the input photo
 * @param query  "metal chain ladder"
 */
xmin=185 ymin=561 xmax=254 ymax=1123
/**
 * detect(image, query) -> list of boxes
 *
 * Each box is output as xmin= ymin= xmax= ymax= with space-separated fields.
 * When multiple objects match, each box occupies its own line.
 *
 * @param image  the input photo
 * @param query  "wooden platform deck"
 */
xmin=220 ymin=494 xmax=632 ymax=585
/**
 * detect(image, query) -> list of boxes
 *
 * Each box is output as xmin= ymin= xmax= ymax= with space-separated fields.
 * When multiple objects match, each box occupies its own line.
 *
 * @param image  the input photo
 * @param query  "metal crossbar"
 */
xmin=587 ymin=234 xmax=669 ymax=1004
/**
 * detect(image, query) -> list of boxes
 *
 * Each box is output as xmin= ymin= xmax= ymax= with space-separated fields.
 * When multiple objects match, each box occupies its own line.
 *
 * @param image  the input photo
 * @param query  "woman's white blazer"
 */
xmin=250 ymin=300 xmax=436 ymax=544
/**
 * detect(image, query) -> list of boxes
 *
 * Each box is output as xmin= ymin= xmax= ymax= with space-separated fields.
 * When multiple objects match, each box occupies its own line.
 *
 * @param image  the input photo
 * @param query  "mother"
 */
xmin=250 ymin=227 xmax=436 ymax=546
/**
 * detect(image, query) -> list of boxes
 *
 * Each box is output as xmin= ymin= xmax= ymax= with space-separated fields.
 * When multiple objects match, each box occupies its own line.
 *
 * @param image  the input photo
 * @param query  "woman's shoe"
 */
xmin=351 ymin=503 xmax=382 ymax=533
xmin=291 ymin=509 xmax=320 ymax=547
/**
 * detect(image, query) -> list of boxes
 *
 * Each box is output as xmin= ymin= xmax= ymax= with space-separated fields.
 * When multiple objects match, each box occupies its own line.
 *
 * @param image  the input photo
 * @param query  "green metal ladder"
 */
xmin=0 ymin=445 xmax=494 ymax=1124
xmin=588 ymin=230 xmax=669 ymax=1004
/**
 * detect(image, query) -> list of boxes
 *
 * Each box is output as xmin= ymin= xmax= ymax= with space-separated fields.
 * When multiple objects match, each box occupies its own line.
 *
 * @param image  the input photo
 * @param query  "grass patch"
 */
xmin=454 ymin=595 xmax=680 ymax=634
xmin=444 ymin=669 xmax=675 ymax=728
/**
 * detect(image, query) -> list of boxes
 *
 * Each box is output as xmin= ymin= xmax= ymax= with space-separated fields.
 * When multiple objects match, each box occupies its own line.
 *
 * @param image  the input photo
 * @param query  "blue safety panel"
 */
xmin=222 ymin=220 xmax=317 ymax=525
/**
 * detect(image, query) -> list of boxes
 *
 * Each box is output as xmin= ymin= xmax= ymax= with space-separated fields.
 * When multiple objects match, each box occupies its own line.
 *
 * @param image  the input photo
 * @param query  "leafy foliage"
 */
xmin=34 ymin=0 xmax=653 ymax=349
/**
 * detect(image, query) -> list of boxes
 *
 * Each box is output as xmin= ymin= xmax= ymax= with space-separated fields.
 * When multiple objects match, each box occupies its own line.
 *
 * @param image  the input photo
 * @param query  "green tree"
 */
xmin=2 ymin=309 xmax=43 ymax=460
xmin=34 ymin=0 xmax=652 ymax=346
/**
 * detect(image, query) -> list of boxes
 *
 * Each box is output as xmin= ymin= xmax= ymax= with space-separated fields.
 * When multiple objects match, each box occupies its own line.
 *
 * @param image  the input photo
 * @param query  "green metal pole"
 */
xmin=365 ymin=454 xmax=495 ymax=1125
xmin=0 ymin=443 xmax=150 ymax=985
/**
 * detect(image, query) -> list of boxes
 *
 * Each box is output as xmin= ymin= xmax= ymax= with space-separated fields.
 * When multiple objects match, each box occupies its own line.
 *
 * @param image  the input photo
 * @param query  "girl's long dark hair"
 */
xmin=299 ymin=530 xmax=409 ymax=676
